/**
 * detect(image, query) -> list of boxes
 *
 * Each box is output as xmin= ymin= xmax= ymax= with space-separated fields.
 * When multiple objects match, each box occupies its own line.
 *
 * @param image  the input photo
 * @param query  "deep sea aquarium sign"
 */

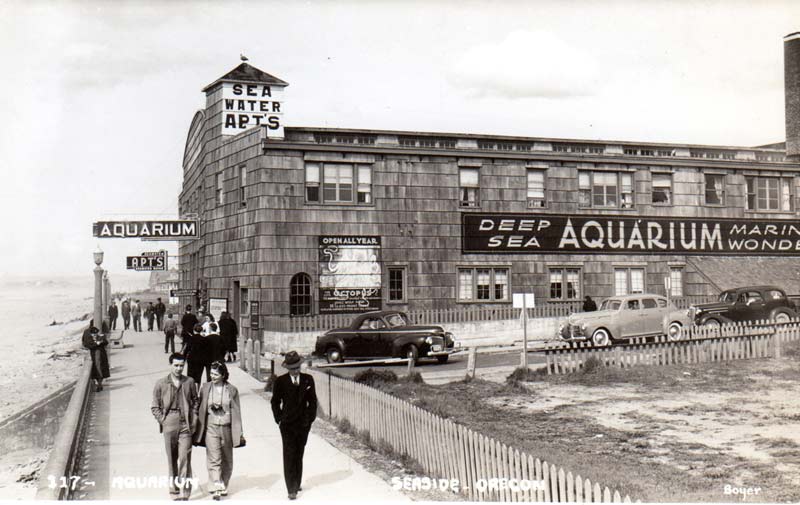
xmin=93 ymin=220 xmax=198 ymax=240
xmin=462 ymin=213 xmax=800 ymax=256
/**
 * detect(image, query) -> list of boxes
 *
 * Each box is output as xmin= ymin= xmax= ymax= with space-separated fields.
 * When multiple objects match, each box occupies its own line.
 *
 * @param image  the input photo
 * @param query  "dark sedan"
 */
xmin=690 ymin=285 xmax=798 ymax=326
xmin=313 ymin=310 xmax=456 ymax=364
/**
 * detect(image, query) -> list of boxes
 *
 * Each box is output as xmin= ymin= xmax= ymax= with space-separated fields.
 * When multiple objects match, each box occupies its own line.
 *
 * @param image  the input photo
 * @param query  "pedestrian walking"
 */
xmin=271 ymin=351 xmax=317 ymax=500
xmin=218 ymin=312 xmax=239 ymax=363
xmin=185 ymin=324 xmax=214 ymax=387
xmin=164 ymin=313 xmax=179 ymax=354
xmin=180 ymin=305 xmax=199 ymax=345
xmin=132 ymin=299 xmax=142 ymax=332
xmin=156 ymin=297 xmax=167 ymax=331
xmin=206 ymin=323 xmax=226 ymax=364
xmin=194 ymin=361 xmax=244 ymax=500
xmin=108 ymin=301 xmax=119 ymax=330
xmin=151 ymin=353 xmax=199 ymax=501
xmin=146 ymin=302 xmax=156 ymax=331
xmin=121 ymin=299 xmax=131 ymax=330
xmin=82 ymin=322 xmax=110 ymax=392
xmin=583 ymin=295 xmax=598 ymax=312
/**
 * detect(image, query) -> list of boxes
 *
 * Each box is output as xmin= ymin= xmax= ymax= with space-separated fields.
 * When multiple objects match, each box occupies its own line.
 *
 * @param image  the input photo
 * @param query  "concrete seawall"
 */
xmin=0 ymin=381 xmax=76 ymax=454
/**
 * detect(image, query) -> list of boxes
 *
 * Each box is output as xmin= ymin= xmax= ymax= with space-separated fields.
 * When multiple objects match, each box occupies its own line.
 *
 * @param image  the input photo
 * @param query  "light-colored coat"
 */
xmin=193 ymin=381 xmax=243 ymax=447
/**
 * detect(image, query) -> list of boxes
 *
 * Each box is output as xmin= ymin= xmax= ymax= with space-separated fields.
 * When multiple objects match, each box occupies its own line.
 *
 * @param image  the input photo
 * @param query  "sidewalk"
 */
xmin=79 ymin=329 xmax=408 ymax=502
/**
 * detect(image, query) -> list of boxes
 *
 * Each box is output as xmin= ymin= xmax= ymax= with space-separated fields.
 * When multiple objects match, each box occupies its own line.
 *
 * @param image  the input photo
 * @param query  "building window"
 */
xmin=216 ymin=173 xmax=224 ymax=205
xmin=549 ymin=267 xmax=581 ymax=300
xmin=305 ymin=163 xmax=320 ymax=202
xmin=459 ymin=168 xmax=480 ymax=207
xmin=579 ymin=171 xmax=633 ymax=208
xmin=388 ymin=267 xmax=406 ymax=303
xmin=357 ymin=166 xmax=372 ymax=203
xmin=457 ymin=267 xmax=508 ymax=302
xmin=745 ymin=176 xmax=794 ymax=212
xmin=323 ymin=164 xmax=353 ymax=203
xmin=305 ymin=162 xmax=373 ymax=205
xmin=652 ymin=173 xmax=672 ymax=205
xmin=704 ymin=173 xmax=725 ymax=205
xmin=527 ymin=169 xmax=546 ymax=208
xmin=239 ymin=165 xmax=247 ymax=208
xmin=614 ymin=268 xmax=644 ymax=296
xmin=290 ymin=273 xmax=312 ymax=316
xmin=669 ymin=267 xmax=683 ymax=297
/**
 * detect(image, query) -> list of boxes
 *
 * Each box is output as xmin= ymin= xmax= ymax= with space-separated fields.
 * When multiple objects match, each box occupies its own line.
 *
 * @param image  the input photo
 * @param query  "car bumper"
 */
xmin=557 ymin=325 xmax=588 ymax=341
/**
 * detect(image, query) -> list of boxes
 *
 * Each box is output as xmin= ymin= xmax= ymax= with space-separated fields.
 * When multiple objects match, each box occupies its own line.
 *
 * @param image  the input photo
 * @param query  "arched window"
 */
xmin=290 ymin=273 xmax=312 ymax=316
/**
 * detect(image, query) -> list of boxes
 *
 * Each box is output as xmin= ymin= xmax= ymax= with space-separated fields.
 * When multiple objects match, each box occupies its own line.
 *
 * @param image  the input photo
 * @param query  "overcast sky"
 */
xmin=1 ymin=0 xmax=798 ymax=283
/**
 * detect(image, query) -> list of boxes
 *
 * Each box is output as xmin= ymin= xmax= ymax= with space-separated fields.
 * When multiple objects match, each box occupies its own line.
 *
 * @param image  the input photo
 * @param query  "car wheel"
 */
xmin=703 ymin=319 xmax=721 ymax=328
xmin=773 ymin=311 xmax=791 ymax=324
xmin=405 ymin=344 xmax=419 ymax=364
xmin=436 ymin=355 xmax=449 ymax=364
xmin=325 ymin=347 xmax=343 ymax=364
xmin=591 ymin=329 xmax=611 ymax=347
xmin=667 ymin=322 xmax=683 ymax=341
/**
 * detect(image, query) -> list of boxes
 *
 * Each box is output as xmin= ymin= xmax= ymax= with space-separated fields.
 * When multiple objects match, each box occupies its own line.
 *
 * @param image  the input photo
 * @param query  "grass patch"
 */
xmin=353 ymin=368 xmax=398 ymax=386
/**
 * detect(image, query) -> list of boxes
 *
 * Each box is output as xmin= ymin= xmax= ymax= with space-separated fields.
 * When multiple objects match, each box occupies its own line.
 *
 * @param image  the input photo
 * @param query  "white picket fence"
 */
xmin=309 ymin=370 xmax=634 ymax=503
xmin=544 ymin=319 xmax=800 ymax=375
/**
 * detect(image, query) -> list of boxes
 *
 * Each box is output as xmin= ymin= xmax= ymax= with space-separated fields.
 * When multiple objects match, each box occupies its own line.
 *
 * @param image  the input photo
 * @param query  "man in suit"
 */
xmin=155 ymin=297 xmax=167 ymax=331
xmin=271 ymin=351 xmax=317 ymax=500
xmin=151 ymin=353 xmax=199 ymax=500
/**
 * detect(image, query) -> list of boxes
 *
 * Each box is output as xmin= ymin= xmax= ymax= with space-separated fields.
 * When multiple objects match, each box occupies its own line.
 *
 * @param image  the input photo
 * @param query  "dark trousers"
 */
xmin=133 ymin=315 xmax=141 ymax=331
xmin=147 ymin=316 xmax=154 ymax=331
xmin=187 ymin=361 xmax=211 ymax=387
xmin=165 ymin=330 xmax=175 ymax=353
xmin=110 ymin=317 xmax=117 ymax=330
xmin=157 ymin=314 xmax=164 ymax=331
xmin=279 ymin=423 xmax=310 ymax=494
xmin=123 ymin=315 xmax=130 ymax=329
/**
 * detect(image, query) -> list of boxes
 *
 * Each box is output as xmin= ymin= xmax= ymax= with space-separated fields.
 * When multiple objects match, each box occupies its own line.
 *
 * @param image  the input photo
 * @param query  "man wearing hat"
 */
xmin=270 ymin=351 xmax=317 ymax=500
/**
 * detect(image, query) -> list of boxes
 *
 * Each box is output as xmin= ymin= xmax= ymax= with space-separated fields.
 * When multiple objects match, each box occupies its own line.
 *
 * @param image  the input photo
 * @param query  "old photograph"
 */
xmin=2 ymin=0 xmax=800 ymax=503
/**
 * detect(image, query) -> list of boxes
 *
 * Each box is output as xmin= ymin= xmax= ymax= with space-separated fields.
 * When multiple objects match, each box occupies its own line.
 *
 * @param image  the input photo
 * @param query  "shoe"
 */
xmin=212 ymin=492 xmax=220 ymax=501
xmin=298 ymin=487 xmax=302 ymax=492
xmin=288 ymin=493 xmax=297 ymax=500
xmin=169 ymin=489 xmax=180 ymax=496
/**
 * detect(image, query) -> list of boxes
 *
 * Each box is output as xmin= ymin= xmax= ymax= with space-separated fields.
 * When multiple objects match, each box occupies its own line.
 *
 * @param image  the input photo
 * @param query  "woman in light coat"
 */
xmin=193 ymin=361 xmax=244 ymax=500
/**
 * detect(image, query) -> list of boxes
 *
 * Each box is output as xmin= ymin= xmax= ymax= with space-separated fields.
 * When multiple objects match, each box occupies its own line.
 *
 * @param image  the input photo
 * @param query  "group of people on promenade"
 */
xmin=107 ymin=297 xmax=168 ymax=332
xmin=151 ymin=350 xmax=317 ymax=501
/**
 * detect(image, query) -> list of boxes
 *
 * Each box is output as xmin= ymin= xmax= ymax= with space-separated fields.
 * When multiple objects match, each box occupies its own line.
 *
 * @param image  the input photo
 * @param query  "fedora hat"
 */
xmin=283 ymin=350 xmax=303 ymax=370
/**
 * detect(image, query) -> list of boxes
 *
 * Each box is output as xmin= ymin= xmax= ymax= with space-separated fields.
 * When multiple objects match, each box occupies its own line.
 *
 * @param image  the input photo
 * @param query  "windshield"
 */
xmin=385 ymin=313 xmax=409 ymax=328
xmin=719 ymin=291 xmax=737 ymax=303
xmin=599 ymin=299 xmax=622 ymax=311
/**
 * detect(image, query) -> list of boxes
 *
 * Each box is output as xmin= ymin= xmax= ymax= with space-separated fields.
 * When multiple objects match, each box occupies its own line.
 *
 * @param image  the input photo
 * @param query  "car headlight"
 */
xmin=425 ymin=336 xmax=434 ymax=345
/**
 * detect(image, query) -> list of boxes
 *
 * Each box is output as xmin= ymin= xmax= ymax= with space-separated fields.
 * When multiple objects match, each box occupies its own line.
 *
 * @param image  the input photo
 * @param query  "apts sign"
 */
xmin=462 ymin=213 xmax=800 ymax=256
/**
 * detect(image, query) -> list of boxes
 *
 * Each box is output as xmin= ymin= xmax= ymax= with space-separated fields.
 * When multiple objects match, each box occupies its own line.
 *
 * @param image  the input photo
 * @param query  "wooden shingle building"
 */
xmin=179 ymin=34 xmax=800 ymax=339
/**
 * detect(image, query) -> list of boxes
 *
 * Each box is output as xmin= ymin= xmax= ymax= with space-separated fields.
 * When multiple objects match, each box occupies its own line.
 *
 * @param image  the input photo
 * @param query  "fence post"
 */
xmin=253 ymin=340 xmax=261 ymax=380
xmin=466 ymin=346 xmax=477 ymax=379
xmin=238 ymin=334 xmax=246 ymax=370
xmin=774 ymin=331 xmax=782 ymax=359
xmin=407 ymin=355 xmax=415 ymax=377
xmin=245 ymin=338 xmax=253 ymax=373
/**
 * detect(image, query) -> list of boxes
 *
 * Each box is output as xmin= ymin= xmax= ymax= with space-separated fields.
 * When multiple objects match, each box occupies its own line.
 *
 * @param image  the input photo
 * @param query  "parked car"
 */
xmin=689 ymin=285 xmax=798 ymax=327
xmin=557 ymin=294 xmax=692 ymax=346
xmin=313 ymin=310 xmax=457 ymax=364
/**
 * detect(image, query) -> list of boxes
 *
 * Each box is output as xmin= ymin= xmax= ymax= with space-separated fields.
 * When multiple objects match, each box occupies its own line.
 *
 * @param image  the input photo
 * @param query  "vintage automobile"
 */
xmin=313 ymin=310 xmax=457 ymax=364
xmin=557 ymin=294 xmax=692 ymax=346
xmin=689 ymin=285 xmax=798 ymax=327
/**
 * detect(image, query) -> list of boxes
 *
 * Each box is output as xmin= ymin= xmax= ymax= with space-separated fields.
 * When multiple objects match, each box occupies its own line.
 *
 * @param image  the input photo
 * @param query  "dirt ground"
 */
xmin=364 ymin=340 xmax=800 ymax=503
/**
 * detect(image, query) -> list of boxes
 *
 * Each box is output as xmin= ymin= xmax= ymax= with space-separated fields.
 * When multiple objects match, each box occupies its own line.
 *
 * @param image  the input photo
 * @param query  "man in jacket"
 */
xmin=271 ymin=351 xmax=317 ymax=500
xmin=184 ymin=324 xmax=213 ymax=387
xmin=132 ymin=300 xmax=142 ymax=332
xmin=180 ymin=305 xmax=198 ymax=345
xmin=121 ymin=299 xmax=131 ymax=330
xmin=146 ymin=302 xmax=156 ymax=331
xmin=155 ymin=297 xmax=167 ymax=331
xmin=151 ymin=353 xmax=199 ymax=500
xmin=163 ymin=313 xmax=179 ymax=354
xmin=108 ymin=301 xmax=119 ymax=330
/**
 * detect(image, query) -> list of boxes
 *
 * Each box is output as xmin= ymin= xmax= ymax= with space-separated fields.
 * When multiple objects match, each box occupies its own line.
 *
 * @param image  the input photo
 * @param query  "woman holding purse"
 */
xmin=193 ymin=361 xmax=244 ymax=500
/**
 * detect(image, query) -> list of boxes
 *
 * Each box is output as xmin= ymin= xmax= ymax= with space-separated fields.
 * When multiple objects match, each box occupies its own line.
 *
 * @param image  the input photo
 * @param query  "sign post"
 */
xmin=513 ymin=293 xmax=535 ymax=369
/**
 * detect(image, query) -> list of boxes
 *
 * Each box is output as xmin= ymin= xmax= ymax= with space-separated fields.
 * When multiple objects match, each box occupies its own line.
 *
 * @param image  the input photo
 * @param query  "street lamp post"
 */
xmin=93 ymin=248 xmax=104 ymax=330
xmin=103 ymin=271 xmax=110 ymax=329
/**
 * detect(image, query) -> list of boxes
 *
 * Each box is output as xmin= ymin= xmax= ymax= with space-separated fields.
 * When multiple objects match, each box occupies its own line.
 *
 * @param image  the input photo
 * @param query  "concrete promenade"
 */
xmin=78 ymin=329 xmax=408 ymax=502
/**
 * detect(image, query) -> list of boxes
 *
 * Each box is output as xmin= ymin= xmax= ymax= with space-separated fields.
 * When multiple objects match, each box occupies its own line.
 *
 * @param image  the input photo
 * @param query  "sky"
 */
xmin=0 ymin=0 xmax=798 ymax=283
